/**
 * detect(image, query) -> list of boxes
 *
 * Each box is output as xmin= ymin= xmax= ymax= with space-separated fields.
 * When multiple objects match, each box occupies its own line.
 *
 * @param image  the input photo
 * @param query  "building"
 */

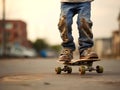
xmin=0 ymin=20 xmax=35 ymax=57
xmin=112 ymin=12 xmax=120 ymax=58
xmin=0 ymin=20 xmax=30 ymax=47
xmin=94 ymin=38 xmax=112 ymax=58
xmin=112 ymin=31 xmax=120 ymax=58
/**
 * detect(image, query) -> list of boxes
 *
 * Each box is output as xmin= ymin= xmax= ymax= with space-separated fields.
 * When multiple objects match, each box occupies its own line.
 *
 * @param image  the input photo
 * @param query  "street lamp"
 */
xmin=2 ymin=0 xmax=6 ymax=56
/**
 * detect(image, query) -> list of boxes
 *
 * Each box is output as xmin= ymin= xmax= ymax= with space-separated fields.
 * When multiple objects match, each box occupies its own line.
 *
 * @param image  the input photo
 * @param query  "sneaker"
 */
xmin=80 ymin=48 xmax=98 ymax=60
xmin=59 ymin=48 xmax=73 ymax=62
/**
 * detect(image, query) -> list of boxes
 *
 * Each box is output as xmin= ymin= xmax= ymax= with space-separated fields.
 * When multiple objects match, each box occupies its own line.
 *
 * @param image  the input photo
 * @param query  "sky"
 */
xmin=0 ymin=0 xmax=120 ymax=45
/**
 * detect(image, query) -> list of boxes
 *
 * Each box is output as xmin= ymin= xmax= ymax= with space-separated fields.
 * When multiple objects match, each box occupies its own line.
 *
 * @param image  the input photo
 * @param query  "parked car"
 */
xmin=9 ymin=46 xmax=37 ymax=58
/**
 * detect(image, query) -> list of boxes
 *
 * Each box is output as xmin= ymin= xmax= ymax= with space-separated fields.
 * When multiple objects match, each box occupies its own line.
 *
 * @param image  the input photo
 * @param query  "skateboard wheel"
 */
xmin=67 ymin=67 xmax=72 ymax=74
xmin=79 ymin=66 xmax=86 ymax=75
xmin=55 ymin=67 xmax=62 ymax=74
xmin=96 ymin=65 xmax=103 ymax=73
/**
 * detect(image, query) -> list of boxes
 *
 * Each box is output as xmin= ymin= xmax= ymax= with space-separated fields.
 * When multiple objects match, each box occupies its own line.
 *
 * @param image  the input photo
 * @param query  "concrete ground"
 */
xmin=0 ymin=58 xmax=120 ymax=90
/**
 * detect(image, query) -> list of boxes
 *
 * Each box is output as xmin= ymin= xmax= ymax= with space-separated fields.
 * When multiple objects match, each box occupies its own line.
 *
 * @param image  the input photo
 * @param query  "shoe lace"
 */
xmin=62 ymin=49 xmax=72 ymax=54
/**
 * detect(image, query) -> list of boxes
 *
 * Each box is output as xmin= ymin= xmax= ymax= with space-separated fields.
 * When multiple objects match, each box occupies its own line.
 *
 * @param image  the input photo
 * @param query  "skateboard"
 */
xmin=55 ymin=58 xmax=103 ymax=75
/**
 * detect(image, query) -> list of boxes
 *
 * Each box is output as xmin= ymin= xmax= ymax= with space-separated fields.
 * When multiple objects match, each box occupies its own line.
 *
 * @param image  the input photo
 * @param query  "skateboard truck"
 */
xmin=55 ymin=65 xmax=72 ymax=74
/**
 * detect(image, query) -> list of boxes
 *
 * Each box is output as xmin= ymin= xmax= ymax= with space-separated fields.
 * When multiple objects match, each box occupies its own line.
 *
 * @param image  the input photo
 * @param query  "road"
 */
xmin=0 ymin=58 xmax=120 ymax=90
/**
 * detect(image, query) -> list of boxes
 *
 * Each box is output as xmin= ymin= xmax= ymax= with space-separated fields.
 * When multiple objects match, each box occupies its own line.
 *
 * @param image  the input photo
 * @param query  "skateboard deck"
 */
xmin=55 ymin=58 xmax=103 ymax=75
xmin=58 ymin=58 xmax=100 ymax=66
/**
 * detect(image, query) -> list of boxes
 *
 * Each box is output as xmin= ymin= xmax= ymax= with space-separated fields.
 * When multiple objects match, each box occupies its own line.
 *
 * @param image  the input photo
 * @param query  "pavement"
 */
xmin=0 ymin=58 xmax=120 ymax=90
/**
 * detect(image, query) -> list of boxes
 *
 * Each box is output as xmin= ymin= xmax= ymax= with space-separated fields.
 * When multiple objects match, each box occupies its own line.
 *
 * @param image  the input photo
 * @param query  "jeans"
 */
xmin=58 ymin=2 xmax=94 ymax=55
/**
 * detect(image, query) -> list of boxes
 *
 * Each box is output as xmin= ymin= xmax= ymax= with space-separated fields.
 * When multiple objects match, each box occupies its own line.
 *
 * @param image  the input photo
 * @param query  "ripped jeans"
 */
xmin=58 ymin=2 xmax=94 ymax=55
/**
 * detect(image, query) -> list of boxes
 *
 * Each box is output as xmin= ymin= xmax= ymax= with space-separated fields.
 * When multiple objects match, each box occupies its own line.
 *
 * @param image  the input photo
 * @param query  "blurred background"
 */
xmin=0 ymin=0 xmax=120 ymax=59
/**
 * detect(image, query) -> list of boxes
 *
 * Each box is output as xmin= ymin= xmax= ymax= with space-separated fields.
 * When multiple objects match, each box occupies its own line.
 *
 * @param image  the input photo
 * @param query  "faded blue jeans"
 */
xmin=58 ymin=2 xmax=94 ymax=55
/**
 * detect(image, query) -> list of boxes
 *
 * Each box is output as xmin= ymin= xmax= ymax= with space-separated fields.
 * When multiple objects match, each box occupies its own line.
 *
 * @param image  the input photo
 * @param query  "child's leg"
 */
xmin=58 ymin=3 xmax=76 ymax=51
xmin=58 ymin=3 xmax=76 ymax=61
xmin=77 ymin=2 xmax=98 ymax=59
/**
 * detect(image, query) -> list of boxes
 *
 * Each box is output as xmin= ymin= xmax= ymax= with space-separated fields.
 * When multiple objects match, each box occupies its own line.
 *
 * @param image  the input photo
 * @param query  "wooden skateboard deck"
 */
xmin=58 ymin=58 xmax=100 ymax=66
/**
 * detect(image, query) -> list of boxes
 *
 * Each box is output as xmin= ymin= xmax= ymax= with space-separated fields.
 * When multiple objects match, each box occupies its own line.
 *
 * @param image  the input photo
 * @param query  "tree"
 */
xmin=50 ymin=45 xmax=61 ymax=53
xmin=32 ymin=39 xmax=49 ymax=52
